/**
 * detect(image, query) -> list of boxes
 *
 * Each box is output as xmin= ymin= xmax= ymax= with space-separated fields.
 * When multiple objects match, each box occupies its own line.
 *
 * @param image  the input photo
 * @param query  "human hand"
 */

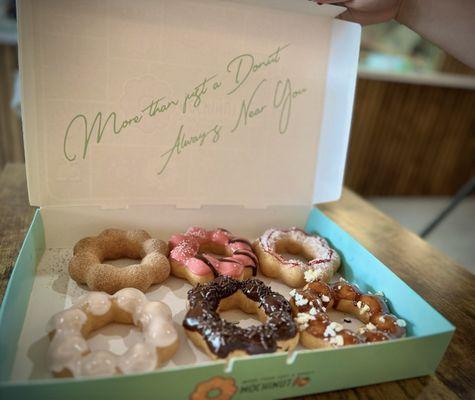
xmin=313 ymin=0 xmax=404 ymax=25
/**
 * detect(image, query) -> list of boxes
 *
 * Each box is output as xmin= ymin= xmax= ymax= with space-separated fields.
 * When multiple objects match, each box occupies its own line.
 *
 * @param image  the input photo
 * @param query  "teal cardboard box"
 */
xmin=0 ymin=0 xmax=453 ymax=399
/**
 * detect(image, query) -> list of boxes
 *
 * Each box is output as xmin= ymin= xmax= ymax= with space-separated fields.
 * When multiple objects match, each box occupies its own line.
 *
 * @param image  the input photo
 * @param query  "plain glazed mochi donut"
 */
xmin=69 ymin=229 xmax=170 ymax=294
xmin=169 ymin=227 xmax=259 ymax=285
xmin=47 ymin=288 xmax=178 ymax=377
xmin=183 ymin=276 xmax=299 ymax=360
xmin=254 ymin=228 xmax=340 ymax=288
xmin=290 ymin=278 xmax=407 ymax=349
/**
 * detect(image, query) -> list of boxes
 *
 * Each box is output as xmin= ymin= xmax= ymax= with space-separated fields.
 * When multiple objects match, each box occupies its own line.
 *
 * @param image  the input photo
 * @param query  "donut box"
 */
xmin=0 ymin=0 xmax=454 ymax=399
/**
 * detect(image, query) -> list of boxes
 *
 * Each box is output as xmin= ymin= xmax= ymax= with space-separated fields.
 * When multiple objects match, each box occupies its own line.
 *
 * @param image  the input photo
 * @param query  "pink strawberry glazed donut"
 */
xmin=169 ymin=227 xmax=259 ymax=285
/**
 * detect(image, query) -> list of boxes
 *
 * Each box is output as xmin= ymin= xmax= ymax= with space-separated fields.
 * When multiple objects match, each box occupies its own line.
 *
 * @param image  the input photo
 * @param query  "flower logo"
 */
xmin=190 ymin=376 xmax=238 ymax=400
xmin=293 ymin=376 xmax=310 ymax=387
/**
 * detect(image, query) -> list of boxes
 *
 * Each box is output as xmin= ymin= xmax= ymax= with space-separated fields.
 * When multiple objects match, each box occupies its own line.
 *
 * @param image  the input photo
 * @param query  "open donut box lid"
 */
xmin=18 ymin=0 xmax=360 ymax=210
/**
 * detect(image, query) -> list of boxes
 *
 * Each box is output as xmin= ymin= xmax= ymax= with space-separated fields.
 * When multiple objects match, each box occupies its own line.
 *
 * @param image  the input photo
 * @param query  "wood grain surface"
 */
xmin=345 ymin=78 xmax=475 ymax=196
xmin=0 ymin=163 xmax=473 ymax=399
xmin=0 ymin=45 xmax=23 ymax=169
xmin=0 ymin=163 xmax=35 ymax=303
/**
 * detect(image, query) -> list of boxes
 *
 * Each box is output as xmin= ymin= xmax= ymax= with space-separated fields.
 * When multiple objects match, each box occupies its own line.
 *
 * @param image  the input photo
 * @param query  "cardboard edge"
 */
xmin=16 ymin=0 xmax=41 ymax=207
xmin=313 ymin=19 xmax=361 ymax=204
xmin=223 ymin=0 xmax=345 ymax=18
xmin=0 ymin=210 xmax=45 ymax=382
xmin=0 ymin=333 xmax=454 ymax=396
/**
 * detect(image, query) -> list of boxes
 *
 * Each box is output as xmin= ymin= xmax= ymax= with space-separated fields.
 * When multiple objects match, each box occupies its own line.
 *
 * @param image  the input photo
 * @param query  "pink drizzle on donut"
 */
xmin=169 ymin=228 xmax=258 ymax=277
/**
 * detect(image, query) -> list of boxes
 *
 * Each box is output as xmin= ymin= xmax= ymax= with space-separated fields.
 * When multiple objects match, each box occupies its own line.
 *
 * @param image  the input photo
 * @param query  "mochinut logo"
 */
xmin=190 ymin=376 xmax=237 ymax=400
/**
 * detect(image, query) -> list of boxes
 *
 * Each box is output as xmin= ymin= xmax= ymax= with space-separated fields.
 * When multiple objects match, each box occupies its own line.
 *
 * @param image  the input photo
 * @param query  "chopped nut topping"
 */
xmin=294 ymin=293 xmax=309 ymax=306
xmin=296 ymin=313 xmax=315 ymax=326
xmin=304 ymin=269 xmax=321 ymax=283
xmin=396 ymin=319 xmax=406 ymax=328
xmin=360 ymin=304 xmax=370 ymax=314
xmin=357 ymin=301 xmax=370 ymax=313
xmin=366 ymin=322 xmax=377 ymax=331
xmin=323 ymin=325 xmax=337 ymax=338
xmin=321 ymin=295 xmax=330 ymax=303
xmin=329 ymin=322 xmax=344 ymax=332
xmin=329 ymin=335 xmax=344 ymax=346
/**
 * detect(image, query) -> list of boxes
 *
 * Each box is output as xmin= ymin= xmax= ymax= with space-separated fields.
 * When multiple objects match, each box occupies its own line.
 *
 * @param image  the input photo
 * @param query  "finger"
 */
xmin=338 ymin=9 xmax=388 ymax=25
xmin=338 ymin=10 xmax=357 ymax=23
xmin=311 ymin=0 xmax=350 ymax=4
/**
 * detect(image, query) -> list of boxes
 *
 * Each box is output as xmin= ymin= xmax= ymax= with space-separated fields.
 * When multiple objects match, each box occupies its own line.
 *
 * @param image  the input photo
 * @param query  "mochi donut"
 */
xmin=69 ymin=229 xmax=170 ymax=294
xmin=254 ymin=228 xmax=340 ymax=288
xmin=183 ymin=276 xmax=299 ymax=360
xmin=169 ymin=227 xmax=259 ymax=285
xmin=47 ymin=288 xmax=179 ymax=377
xmin=290 ymin=278 xmax=407 ymax=349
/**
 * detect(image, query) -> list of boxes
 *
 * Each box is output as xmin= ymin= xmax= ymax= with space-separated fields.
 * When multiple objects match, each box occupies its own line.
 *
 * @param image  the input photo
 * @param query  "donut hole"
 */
xmin=100 ymin=244 xmax=143 ymax=268
xmin=274 ymin=239 xmax=314 ymax=263
xmin=198 ymin=242 xmax=231 ymax=259
xmin=86 ymin=322 xmax=143 ymax=356
xmin=326 ymin=309 xmax=364 ymax=331
xmin=207 ymin=388 xmax=222 ymax=398
xmin=217 ymin=292 xmax=267 ymax=328
xmin=100 ymin=241 xmax=143 ymax=262
xmin=106 ymin=258 xmax=141 ymax=268
xmin=219 ymin=309 xmax=263 ymax=328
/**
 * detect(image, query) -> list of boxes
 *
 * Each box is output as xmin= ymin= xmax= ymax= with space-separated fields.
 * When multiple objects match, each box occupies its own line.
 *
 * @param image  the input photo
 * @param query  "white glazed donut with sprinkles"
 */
xmin=253 ymin=228 xmax=340 ymax=288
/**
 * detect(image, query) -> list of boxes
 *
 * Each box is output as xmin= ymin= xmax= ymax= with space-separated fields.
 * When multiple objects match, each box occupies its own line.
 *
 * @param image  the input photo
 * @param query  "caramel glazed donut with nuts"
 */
xmin=69 ymin=229 xmax=170 ymax=294
xmin=290 ymin=278 xmax=407 ymax=349
xmin=47 ymin=288 xmax=179 ymax=377
xmin=254 ymin=228 xmax=341 ymax=288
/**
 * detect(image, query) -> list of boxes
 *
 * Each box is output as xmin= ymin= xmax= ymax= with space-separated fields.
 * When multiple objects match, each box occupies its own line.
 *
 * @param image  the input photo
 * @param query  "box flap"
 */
xmin=18 ymin=0 xmax=360 ymax=208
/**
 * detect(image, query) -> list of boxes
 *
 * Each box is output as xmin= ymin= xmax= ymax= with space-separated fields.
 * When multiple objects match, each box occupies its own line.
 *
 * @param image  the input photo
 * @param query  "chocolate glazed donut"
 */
xmin=183 ymin=276 xmax=299 ymax=360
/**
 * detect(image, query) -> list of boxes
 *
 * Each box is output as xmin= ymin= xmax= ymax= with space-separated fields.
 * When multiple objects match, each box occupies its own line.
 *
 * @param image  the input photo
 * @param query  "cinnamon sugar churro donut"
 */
xmin=290 ymin=278 xmax=406 ymax=349
xmin=254 ymin=228 xmax=340 ymax=288
xmin=69 ymin=229 xmax=170 ymax=294
xmin=183 ymin=276 xmax=299 ymax=360
xmin=169 ymin=227 xmax=258 ymax=285
xmin=47 ymin=288 xmax=178 ymax=377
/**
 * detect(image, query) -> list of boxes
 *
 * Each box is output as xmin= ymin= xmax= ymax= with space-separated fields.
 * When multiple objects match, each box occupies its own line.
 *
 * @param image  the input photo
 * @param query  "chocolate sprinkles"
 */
xmin=183 ymin=276 xmax=297 ymax=358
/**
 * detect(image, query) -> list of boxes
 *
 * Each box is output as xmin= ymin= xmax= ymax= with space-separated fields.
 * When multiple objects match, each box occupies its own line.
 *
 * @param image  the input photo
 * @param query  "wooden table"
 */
xmin=1 ymin=163 xmax=474 ymax=399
